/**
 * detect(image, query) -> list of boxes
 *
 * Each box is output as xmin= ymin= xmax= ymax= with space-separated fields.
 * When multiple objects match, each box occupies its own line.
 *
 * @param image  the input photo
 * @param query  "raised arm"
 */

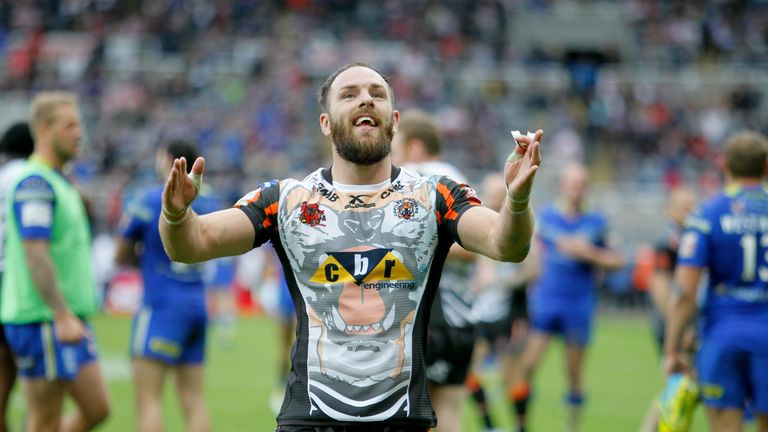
xmin=159 ymin=156 xmax=255 ymax=263
xmin=457 ymin=130 xmax=542 ymax=262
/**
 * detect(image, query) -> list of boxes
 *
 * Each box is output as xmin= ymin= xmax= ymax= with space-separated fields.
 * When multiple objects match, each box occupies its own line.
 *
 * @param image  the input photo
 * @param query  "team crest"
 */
xmin=299 ymin=201 xmax=326 ymax=226
xmin=394 ymin=198 xmax=418 ymax=220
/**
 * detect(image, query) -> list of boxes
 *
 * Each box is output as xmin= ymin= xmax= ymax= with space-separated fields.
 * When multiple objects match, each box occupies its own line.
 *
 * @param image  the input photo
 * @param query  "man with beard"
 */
xmin=159 ymin=62 xmax=542 ymax=431
xmin=1 ymin=92 xmax=110 ymax=431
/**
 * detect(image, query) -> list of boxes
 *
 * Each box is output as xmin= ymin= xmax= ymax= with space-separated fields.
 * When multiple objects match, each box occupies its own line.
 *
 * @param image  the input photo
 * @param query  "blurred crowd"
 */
xmin=0 ymin=0 xmax=766 ymax=233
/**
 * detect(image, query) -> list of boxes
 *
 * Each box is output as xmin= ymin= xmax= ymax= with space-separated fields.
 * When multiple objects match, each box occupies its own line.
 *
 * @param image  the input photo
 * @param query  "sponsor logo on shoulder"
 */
xmin=317 ymin=184 xmax=339 ymax=202
xmin=380 ymin=181 xmax=404 ymax=199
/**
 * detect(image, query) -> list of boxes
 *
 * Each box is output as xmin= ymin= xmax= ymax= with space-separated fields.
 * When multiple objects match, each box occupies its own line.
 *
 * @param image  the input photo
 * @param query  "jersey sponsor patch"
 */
xmin=700 ymin=383 xmax=724 ymax=400
xmin=20 ymin=201 xmax=53 ymax=228
xmin=678 ymin=232 xmax=698 ymax=259
xmin=310 ymin=249 xmax=414 ymax=288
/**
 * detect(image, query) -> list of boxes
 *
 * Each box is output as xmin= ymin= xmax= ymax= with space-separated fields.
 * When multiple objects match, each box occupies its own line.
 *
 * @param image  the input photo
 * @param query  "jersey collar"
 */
xmin=321 ymin=165 xmax=401 ymax=186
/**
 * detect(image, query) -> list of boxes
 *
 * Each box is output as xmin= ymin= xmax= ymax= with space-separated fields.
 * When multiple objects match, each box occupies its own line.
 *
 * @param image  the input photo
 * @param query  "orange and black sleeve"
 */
xmin=235 ymin=179 xmax=281 ymax=248
xmin=435 ymin=175 xmax=482 ymax=246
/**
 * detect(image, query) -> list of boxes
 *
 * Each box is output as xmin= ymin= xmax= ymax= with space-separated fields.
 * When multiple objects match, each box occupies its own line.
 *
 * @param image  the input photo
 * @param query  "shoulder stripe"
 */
xmin=437 ymin=182 xmax=459 ymax=220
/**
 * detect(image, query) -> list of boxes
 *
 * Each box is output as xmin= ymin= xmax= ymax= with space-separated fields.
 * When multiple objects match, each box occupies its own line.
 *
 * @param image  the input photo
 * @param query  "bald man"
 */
xmin=510 ymin=163 xmax=625 ymax=432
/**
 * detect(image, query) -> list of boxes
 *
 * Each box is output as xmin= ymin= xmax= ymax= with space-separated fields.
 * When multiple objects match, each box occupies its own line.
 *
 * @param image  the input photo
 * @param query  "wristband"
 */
xmin=505 ymin=199 xmax=530 ymax=215
xmin=162 ymin=205 xmax=188 ymax=219
xmin=162 ymin=207 xmax=189 ymax=225
xmin=504 ymin=182 xmax=530 ymax=205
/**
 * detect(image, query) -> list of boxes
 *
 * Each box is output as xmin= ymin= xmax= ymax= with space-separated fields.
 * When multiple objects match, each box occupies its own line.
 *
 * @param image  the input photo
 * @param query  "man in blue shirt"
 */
xmin=115 ymin=140 xmax=224 ymax=432
xmin=511 ymin=163 xmax=625 ymax=432
xmin=666 ymin=130 xmax=768 ymax=432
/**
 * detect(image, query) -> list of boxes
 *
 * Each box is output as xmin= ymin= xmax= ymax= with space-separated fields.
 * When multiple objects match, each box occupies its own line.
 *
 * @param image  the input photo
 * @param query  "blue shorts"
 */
xmin=697 ymin=337 xmax=768 ymax=414
xmin=530 ymin=303 xmax=593 ymax=346
xmin=131 ymin=305 xmax=208 ymax=365
xmin=3 ymin=321 xmax=98 ymax=381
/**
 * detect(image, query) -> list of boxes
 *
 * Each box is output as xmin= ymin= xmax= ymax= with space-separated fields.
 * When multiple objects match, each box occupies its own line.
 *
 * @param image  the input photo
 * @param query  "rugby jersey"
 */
xmin=236 ymin=166 xmax=480 ymax=427
xmin=678 ymin=183 xmax=768 ymax=344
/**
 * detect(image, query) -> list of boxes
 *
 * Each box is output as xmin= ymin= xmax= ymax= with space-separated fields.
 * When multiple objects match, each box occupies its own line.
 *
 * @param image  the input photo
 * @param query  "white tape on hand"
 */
xmin=505 ymin=130 xmax=535 ymax=205
xmin=507 ymin=130 xmax=536 ymax=163
xmin=189 ymin=172 xmax=202 ymax=197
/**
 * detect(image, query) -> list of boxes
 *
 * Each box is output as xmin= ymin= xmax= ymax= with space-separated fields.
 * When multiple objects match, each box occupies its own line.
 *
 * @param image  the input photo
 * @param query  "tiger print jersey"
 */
xmin=235 ymin=166 xmax=480 ymax=427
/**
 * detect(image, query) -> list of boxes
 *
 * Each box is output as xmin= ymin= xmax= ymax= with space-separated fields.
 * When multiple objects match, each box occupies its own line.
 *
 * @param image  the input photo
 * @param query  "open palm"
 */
xmin=162 ymin=156 xmax=205 ymax=215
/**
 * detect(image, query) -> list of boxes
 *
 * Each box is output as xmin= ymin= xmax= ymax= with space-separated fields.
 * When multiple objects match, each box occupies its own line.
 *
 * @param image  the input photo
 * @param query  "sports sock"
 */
xmin=465 ymin=372 xmax=494 ymax=430
xmin=508 ymin=381 xmax=531 ymax=430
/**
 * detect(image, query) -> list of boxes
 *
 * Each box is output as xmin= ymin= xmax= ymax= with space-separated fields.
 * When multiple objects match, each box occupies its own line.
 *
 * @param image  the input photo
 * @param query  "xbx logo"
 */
xmin=310 ymin=249 xmax=415 ymax=290
xmin=344 ymin=194 xmax=375 ymax=209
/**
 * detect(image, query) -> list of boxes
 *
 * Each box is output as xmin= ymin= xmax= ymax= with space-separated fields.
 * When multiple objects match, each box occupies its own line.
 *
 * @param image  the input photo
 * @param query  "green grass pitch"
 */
xmin=5 ymin=313 xmax=754 ymax=431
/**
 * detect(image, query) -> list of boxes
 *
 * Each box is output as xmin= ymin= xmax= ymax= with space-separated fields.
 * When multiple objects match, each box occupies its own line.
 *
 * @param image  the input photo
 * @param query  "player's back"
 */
xmin=125 ymin=184 xmax=222 ymax=309
xmin=682 ymin=184 xmax=768 ymax=348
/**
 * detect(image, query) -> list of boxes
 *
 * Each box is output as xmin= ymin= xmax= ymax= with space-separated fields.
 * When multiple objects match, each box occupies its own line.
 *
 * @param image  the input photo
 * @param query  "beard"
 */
xmin=52 ymin=136 xmax=78 ymax=163
xmin=331 ymin=112 xmax=394 ymax=166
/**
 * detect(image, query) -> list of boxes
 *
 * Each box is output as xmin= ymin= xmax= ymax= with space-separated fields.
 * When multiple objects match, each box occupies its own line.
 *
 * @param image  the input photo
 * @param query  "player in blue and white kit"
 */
xmin=665 ymin=130 xmax=768 ymax=432
xmin=511 ymin=163 xmax=625 ymax=432
xmin=115 ymin=140 xmax=224 ymax=432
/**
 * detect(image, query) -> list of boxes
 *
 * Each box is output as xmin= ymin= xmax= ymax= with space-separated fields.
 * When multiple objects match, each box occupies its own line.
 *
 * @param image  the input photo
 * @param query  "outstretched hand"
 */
xmin=161 ymin=156 xmax=205 ymax=222
xmin=505 ymin=129 xmax=542 ymax=203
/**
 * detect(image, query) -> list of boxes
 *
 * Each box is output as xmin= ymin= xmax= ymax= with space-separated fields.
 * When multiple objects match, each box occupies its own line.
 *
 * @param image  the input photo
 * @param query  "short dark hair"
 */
xmin=317 ymin=61 xmax=394 ymax=111
xmin=724 ymin=131 xmax=767 ymax=179
xmin=0 ymin=122 xmax=34 ymax=159
xmin=165 ymin=139 xmax=199 ymax=174
xmin=397 ymin=110 xmax=441 ymax=156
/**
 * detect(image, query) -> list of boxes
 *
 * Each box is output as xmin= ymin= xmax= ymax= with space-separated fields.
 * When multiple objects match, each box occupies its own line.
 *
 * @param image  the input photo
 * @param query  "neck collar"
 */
xmin=321 ymin=165 xmax=401 ymax=185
